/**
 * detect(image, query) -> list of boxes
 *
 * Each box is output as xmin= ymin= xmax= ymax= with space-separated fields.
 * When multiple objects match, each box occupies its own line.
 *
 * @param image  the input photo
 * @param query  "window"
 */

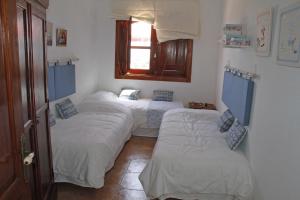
xmin=115 ymin=19 xmax=193 ymax=82
xmin=130 ymin=20 xmax=151 ymax=70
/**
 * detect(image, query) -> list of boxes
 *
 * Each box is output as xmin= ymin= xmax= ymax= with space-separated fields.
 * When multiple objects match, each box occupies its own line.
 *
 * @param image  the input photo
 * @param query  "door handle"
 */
xmin=23 ymin=152 xmax=35 ymax=166
xmin=20 ymin=135 xmax=34 ymax=182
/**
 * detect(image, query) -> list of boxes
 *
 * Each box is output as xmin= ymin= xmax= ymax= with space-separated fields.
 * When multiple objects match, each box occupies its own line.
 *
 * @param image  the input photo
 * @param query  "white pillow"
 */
xmin=119 ymin=89 xmax=140 ymax=100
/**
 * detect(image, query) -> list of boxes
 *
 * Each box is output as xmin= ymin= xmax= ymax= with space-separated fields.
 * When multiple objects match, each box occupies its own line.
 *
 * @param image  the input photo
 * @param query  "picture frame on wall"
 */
xmin=256 ymin=8 xmax=273 ymax=57
xmin=56 ymin=28 xmax=68 ymax=47
xmin=47 ymin=21 xmax=53 ymax=46
xmin=277 ymin=2 xmax=300 ymax=68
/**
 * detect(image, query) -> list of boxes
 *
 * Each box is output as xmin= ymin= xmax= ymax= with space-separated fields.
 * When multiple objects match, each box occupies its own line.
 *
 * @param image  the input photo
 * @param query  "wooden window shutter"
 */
xmin=115 ymin=20 xmax=193 ymax=82
xmin=115 ymin=20 xmax=131 ymax=78
xmin=154 ymin=39 xmax=193 ymax=82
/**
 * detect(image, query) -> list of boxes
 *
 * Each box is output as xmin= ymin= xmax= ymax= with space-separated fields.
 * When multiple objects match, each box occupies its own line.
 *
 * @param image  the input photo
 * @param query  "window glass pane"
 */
xmin=130 ymin=49 xmax=150 ymax=70
xmin=131 ymin=21 xmax=151 ymax=47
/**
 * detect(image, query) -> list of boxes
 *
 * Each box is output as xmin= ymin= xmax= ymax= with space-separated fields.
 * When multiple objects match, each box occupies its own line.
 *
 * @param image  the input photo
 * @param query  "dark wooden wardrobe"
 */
xmin=0 ymin=0 xmax=55 ymax=199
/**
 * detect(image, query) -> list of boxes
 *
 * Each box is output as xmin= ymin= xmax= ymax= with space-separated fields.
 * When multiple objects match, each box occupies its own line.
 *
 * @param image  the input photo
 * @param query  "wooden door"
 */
xmin=0 ymin=0 xmax=32 ymax=199
xmin=17 ymin=1 xmax=36 ymax=198
xmin=31 ymin=4 xmax=54 ymax=200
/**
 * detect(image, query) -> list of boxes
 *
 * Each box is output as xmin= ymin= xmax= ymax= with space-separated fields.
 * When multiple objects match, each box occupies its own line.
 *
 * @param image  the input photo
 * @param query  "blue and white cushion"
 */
xmin=119 ymin=89 xmax=140 ymax=100
xmin=217 ymin=109 xmax=235 ymax=133
xmin=49 ymin=112 xmax=56 ymax=127
xmin=225 ymin=120 xmax=248 ymax=150
xmin=152 ymin=90 xmax=173 ymax=102
xmin=55 ymin=98 xmax=78 ymax=119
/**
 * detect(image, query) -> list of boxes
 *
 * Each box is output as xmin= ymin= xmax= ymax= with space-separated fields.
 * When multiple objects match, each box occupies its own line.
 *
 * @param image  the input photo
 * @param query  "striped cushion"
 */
xmin=225 ymin=120 xmax=248 ymax=150
xmin=152 ymin=90 xmax=173 ymax=102
xmin=55 ymin=98 xmax=78 ymax=119
xmin=218 ymin=109 xmax=234 ymax=132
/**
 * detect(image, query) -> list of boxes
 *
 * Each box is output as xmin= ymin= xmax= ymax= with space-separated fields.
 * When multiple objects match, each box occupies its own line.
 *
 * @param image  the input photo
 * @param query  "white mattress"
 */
xmin=118 ymin=98 xmax=183 ymax=130
xmin=139 ymin=109 xmax=253 ymax=200
xmin=51 ymin=105 xmax=133 ymax=188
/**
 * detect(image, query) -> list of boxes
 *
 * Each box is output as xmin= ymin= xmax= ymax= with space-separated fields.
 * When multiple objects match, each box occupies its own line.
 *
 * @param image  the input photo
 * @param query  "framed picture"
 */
xmin=256 ymin=8 xmax=273 ymax=57
xmin=46 ymin=22 xmax=53 ymax=46
xmin=56 ymin=28 xmax=68 ymax=47
xmin=277 ymin=2 xmax=300 ymax=67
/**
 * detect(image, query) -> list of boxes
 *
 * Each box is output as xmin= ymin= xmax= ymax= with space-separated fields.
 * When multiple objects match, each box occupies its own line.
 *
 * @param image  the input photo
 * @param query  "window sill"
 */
xmin=115 ymin=73 xmax=191 ymax=83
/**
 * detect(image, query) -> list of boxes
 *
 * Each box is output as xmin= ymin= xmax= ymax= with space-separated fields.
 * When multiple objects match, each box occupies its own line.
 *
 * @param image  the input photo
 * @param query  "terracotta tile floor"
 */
xmin=57 ymin=136 xmax=157 ymax=200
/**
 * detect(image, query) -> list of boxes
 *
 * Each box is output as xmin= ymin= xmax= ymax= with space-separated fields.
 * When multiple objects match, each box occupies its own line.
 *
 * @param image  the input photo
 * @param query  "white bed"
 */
xmin=139 ymin=109 xmax=253 ymax=200
xmin=82 ymin=91 xmax=183 ymax=137
xmin=118 ymin=98 xmax=183 ymax=137
xmin=51 ymin=101 xmax=133 ymax=188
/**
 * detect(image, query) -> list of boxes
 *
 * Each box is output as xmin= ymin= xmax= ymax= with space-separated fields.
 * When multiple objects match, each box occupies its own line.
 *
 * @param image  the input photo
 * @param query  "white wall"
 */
xmin=216 ymin=0 xmax=300 ymax=199
xmin=94 ymin=0 xmax=223 ymax=105
xmin=47 ymin=0 xmax=223 ymax=106
xmin=47 ymin=0 xmax=100 ymax=105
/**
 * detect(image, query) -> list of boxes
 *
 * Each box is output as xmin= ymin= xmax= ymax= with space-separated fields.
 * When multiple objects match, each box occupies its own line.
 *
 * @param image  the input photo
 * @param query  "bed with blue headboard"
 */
xmin=222 ymin=70 xmax=254 ymax=126
xmin=48 ymin=64 xmax=76 ymax=101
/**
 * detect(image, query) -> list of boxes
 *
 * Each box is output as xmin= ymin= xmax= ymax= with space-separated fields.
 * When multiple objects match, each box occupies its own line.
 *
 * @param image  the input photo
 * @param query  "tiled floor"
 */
xmin=57 ymin=136 xmax=157 ymax=200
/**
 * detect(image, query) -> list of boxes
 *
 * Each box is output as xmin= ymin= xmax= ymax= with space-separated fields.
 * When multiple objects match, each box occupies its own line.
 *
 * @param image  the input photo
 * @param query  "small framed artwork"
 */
xmin=277 ymin=2 xmax=300 ymax=67
xmin=56 ymin=28 xmax=68 ymax=47
xmin=256 ymin=8 xmax=273 ymax=57
xmin=47 ymin=22 xmax=53 ymax=46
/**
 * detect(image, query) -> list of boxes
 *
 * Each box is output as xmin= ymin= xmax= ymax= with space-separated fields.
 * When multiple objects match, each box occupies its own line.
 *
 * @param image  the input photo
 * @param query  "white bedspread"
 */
xmin=51 ymin=104 xmax=133 ymax=188
xmin=139 ymin=109 xmax=253 ymax=200
xmin=80 ymin=91 xmax=183 ymax=133
xmin=118 ymin=98 xmax=183 ymax=130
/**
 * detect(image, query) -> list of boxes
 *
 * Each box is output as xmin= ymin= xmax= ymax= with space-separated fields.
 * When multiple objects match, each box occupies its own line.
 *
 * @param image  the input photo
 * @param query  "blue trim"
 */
xmin=54 ymin=64 xmax=76 ymax=100
xmin=48 ymin=64 xmax=76 ymax=101
xmin=48 ymin=66 xmax=56 ymax=101
xmin=222 ymin=71 xmax=254 ymax=126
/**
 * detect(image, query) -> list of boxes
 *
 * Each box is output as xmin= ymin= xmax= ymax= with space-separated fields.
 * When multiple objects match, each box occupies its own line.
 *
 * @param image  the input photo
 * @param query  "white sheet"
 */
xmin=139 ymin=109 xmax=253 ymax=200
xmin=81 ymin=90 xmax=118 ymax=103
xmin=78 ymin=100 xmax=133 ymax=118
xmin=118 ymin=98 xmax=183 ymax=130
xmin=51 ymin=105 xmax=133 ymax=188
xmin=81 ymin=91 xmax=183 ymax=136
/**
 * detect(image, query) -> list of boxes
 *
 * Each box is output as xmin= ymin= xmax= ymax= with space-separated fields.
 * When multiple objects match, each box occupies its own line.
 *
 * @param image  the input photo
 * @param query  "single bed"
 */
xmin=51 ymin=101 xmax=133 ymax=188
xmin=81 ymin=91 xmax=183 ymax=137
xmin=139 ymin=109 xmax=253 ymax=200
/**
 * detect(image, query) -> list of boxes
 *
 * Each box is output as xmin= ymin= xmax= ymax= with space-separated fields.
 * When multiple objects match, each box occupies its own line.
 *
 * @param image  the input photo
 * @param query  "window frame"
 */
xmin=115 ymin=19 xmax=193 ymax=83
xmin=128 ymin=20 xmax=152 ymax=74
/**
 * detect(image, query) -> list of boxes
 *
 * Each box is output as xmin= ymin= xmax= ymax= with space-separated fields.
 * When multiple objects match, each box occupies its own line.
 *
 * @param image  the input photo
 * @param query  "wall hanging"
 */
xmin=56 ymin=28 xmax=68 ymax=47
xmin=256 ymin=8 xmax=273 ymax=57
xmin=277 ymin=2 xmax=300 ymax=68
xmin=48 ymin=63 xmax=76 ymax=101
xmin=47 ymin=21 xmax=53 ymax=46
xmin=222 ymin=65 xmax=255 ymax=126
xmin=222 ymin=24 xmax=251 ymax=48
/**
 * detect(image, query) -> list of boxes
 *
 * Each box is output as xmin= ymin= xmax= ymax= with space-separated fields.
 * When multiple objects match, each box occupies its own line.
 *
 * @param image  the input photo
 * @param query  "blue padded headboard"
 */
xmin=222 ymin=71 xmax=254 ymax=126
xmin=48 ymin=64 xmax=76 ymax=101
xmin=48 ymin=66 xmax=56 ymax=101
